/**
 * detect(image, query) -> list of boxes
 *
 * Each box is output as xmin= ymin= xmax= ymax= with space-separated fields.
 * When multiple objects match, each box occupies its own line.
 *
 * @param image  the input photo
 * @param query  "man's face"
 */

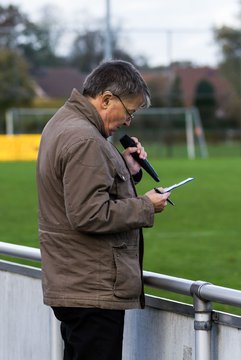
xmin=102 ymin=93 xmax=144 ymax=137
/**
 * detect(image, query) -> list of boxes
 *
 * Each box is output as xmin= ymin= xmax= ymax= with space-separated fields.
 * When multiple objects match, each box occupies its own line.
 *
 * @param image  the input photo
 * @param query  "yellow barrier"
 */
xmin=0 ymin=135 xmax=41 ymax=161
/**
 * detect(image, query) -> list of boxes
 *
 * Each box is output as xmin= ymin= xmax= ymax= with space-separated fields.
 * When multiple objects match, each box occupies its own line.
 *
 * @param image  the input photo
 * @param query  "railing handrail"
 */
xmin=144 ymin=270 xmax=241 ymax=308
xmin=0 ymin=241 xmax=40 ymax=261
xmin=1 ymin=241 xmax=241 ymax=308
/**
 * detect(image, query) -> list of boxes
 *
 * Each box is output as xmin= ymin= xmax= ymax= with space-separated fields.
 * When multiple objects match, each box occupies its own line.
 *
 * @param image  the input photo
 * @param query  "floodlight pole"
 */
xmin=105 ymin=0 xmax=112 ymax=60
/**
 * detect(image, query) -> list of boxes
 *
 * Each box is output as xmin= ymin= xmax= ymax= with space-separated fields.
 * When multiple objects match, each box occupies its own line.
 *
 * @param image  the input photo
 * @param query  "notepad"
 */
xmin=163 ymin=177 xmax=194 ymax=193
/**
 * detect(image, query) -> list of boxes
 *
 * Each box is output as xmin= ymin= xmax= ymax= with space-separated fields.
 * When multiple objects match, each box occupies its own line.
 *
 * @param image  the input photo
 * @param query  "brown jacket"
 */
xmin=37 ymin=89 xmax=154 ymax=310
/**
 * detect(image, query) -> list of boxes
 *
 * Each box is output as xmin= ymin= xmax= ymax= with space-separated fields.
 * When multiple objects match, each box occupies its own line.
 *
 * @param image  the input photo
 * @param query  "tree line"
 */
xmin=0 ymin=3 xmax=241 ymax=130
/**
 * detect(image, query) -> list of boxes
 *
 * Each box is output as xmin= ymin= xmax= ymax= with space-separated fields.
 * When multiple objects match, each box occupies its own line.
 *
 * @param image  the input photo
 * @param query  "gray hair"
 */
xmin=82 ymin=60 xmax=151 ymax=108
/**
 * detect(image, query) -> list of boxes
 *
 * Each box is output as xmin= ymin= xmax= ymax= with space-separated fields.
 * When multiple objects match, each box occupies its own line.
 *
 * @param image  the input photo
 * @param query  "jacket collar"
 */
xmin=66 ymin=88 xmax=108 ymax=138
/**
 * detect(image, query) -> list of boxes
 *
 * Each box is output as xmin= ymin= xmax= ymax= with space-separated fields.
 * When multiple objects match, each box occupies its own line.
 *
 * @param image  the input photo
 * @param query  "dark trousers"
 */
xmin=52 ymin=307 xmax=125 ymax=360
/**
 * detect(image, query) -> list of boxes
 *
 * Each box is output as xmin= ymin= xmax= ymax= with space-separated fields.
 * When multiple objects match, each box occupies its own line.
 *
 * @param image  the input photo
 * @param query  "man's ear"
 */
xmin=101 ymin=91 xmax=112 ymax=109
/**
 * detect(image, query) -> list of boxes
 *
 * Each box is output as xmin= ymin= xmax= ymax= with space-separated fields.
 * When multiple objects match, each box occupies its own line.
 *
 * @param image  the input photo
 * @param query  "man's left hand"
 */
xmin=122 ymin=137 xmax=147 ymax=175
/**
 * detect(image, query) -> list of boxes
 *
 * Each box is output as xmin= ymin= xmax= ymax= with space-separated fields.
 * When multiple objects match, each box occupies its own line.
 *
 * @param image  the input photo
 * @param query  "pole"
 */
xmin=192 ymin=107 xmax=209 ymax=158
xmin=166 ymin=30 xmax=173 ymax=66
xmin=105 ymin=0 xmax=112 ymax=60
xmin=186 ymin=110 xmax=195 ymax=159
xmin=191 ymin=281 xmax=212 ymax=360
xmin=6 ymin=109 xmax=14 ymax=135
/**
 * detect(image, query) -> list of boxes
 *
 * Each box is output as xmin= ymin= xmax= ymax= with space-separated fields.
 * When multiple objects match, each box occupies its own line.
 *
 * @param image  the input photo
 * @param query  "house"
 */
xmin=172 ymin=65 xmax=233 ymax=109
xmin=31 ymin=67 xmax=86 ymax=98
xmin=31 ymin=65 xmax=234 ymax=119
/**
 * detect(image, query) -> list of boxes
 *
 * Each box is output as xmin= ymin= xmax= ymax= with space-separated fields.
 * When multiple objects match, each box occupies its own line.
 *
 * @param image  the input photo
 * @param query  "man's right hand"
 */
xmin=145 ymin=189 xmax=170 ymax=213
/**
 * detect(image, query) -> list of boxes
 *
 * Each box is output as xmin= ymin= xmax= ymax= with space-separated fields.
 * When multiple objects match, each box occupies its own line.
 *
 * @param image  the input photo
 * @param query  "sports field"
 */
xmin=0 ymin=152 xmax=241 ymax=313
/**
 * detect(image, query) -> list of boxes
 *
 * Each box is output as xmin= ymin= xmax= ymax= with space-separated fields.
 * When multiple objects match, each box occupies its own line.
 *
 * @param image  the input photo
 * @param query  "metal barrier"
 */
xmin=1 ymin=241 xmax=241 ymax=360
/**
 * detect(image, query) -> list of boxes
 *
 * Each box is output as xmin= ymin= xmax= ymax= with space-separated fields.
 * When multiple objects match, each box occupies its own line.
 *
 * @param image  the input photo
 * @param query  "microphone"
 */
xmin=119 ymin=134 xmax=160 ymax=182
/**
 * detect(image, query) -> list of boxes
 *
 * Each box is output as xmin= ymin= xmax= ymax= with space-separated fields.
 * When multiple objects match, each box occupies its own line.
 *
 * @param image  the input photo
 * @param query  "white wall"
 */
xmin=123 ymin=307 xmax=194 ymax=360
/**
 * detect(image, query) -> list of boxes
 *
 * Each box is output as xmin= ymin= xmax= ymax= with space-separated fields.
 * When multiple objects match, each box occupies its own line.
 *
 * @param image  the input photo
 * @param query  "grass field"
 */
xmin=0 ymin=151 xmax=241 ymax=313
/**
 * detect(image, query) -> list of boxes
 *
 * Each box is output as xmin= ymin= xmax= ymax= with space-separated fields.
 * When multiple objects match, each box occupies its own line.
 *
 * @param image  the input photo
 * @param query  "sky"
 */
xmin=1 ymin=0 xmax=240 ymax=67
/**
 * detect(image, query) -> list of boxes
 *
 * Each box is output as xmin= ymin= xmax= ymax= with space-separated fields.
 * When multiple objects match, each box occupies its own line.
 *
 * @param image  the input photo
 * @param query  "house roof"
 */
xmin=31 ymin=67 xmax=86 ymax=98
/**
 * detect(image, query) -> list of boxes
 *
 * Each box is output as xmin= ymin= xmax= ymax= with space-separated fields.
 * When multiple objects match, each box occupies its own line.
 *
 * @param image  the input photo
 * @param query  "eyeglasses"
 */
xmin=112 ymin=94 xmax=135 ymax=121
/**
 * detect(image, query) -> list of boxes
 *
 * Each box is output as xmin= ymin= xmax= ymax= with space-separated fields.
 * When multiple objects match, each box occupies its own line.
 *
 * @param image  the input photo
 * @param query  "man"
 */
xmin=36 ymin=60 xmax=170 ymax=360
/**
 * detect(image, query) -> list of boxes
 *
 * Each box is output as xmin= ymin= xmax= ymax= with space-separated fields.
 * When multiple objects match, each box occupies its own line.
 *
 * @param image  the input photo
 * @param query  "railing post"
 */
xmin=191 ymin=281 xmax=212 ymax=360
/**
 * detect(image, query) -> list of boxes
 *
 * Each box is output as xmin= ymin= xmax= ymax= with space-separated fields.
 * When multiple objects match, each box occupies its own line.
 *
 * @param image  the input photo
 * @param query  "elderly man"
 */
xmin=36 ymin=60 xmax=169 ymax=360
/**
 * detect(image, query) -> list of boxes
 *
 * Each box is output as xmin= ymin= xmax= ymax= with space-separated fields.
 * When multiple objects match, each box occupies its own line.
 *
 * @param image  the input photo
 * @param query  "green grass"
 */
xmin=137 ymin=157 xmax=241 ymax=313
xmin=0 ymin=161 xmax=39 ymax=247
xmin=0 ymin=155 xmax=241 ymax=314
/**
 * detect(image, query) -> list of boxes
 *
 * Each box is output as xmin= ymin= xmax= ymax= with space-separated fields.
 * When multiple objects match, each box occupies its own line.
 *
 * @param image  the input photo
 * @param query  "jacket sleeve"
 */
xmin=62 ymin=138 xmax=154 ymax=234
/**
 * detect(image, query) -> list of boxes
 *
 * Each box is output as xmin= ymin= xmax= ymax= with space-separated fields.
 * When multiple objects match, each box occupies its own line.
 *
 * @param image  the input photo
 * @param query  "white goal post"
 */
xmin=5 ymin=108 xmax=58 ymax=136
xmin=5 ymin=106 xmax=208 ymax=159
xmin=131 ymin=106 xmax=208 ymax=159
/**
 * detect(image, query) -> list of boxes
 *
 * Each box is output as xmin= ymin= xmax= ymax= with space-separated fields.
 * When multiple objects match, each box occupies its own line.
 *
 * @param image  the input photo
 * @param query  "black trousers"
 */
xmin=52 ymin=307 xmax=125 ymax=360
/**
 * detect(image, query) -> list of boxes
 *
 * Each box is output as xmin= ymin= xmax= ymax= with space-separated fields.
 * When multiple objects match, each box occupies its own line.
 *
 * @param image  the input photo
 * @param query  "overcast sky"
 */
xmin=2 ymin=0 xmax=240 ymax=67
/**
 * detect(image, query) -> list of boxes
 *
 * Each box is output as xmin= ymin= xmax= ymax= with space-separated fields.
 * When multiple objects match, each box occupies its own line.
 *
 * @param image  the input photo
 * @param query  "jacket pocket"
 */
xmin=112 ymin=246 xmax=142 ymax=299
xmin=112 ymin=168 xmax=135 ymax=200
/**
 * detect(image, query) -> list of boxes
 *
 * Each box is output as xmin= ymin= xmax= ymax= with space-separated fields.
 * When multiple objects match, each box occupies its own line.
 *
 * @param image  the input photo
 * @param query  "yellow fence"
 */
xmin=0 ymin=135 xmax=41 ymax=161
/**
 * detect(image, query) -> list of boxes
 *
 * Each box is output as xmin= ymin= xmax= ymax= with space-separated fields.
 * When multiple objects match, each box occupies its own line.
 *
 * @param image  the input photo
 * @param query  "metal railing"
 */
xmin=0 ymin=241 xmax=40 ymax=261
xmin=1 ymin=241 xmax=241 ymax=360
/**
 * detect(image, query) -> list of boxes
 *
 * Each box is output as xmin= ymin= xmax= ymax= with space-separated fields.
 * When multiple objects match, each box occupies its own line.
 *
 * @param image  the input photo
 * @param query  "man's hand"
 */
xmin=145 ymin=188 xmax=170 ymax=213
xmin=122 ymin=137 xmax=147 ymax=175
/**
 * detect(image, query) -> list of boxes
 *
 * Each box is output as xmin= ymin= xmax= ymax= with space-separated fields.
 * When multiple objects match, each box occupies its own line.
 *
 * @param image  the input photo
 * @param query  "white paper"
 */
xmin=163 ymin=177 xmax=194 ymax=193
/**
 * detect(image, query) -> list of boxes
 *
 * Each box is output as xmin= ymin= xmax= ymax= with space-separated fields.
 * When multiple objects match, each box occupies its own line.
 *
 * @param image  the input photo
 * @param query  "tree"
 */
xmin=214 ymin=10 xmax=241 ymax=128
xmin=0 ymin=5 xmax=25 ymax=48
xmin=214 ymin=25 xmax=241 ymax=96
xmin=68 ymin=27 xmax=136 ymax=73
xmin=0 ymin=5 xmax=144 ymax=71
xmin=167 ymin=76 xmax=184 ymax=107
xmin=20 ymin=5 xmax=66 ymax=67
xmin=194 ymin=79 xmax=217 ymax=128
xmin=0 ymin=48 xmax=35 ymax=132
xmin=69 ymin=30 xmax=104 ymax=73
xmin=0 ymin=4 xmax=65 ymax=68
xmin=146 ymin=76 xmax=167 ymax=107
